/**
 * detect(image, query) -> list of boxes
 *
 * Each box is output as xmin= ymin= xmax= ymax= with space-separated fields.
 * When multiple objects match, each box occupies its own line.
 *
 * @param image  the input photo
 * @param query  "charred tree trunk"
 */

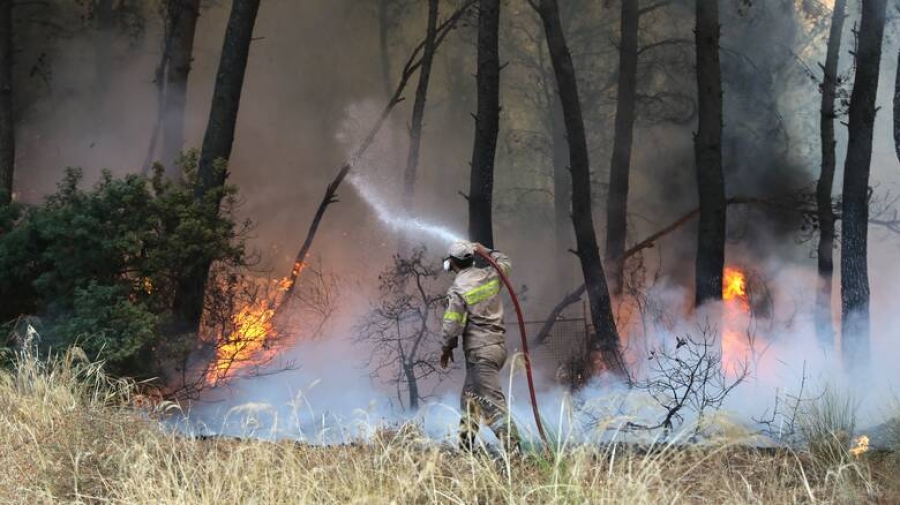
xmin=0 ymin=0 xmax=12 ymax=205
xmin=693 ymin=0 xmax=725 ymax=306
xmin=400 ymin=0 xmax=439 ymax=250
xmin=172 ymin=0 xmax=261 ymax=334
xmin=536 ymin=0 xmax=624 ymax=376
xmin=605 ymin=0 xmax=639 ymax=296
xmin=841 ymin=0 xmax=887 ymax=371
xmin=196 ymin=0 xmax=259 ymax=195
xmin=404 ymin=363 xmax=419 ymax=410
xmin=162 ymin=0 xmax=201 ymax=172
xmin=467 ymin=0 xmax=500 ymax=248
xmin=816 ymin=0 xmax=846 ymax=351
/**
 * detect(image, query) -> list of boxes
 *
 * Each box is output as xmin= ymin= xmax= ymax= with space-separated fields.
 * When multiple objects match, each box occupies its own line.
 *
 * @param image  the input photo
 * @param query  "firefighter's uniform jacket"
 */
xmin=441 ymin=249 xmax=519 ymax=446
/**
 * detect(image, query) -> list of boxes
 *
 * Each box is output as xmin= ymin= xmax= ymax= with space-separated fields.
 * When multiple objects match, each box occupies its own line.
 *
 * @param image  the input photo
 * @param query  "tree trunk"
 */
xmin=693 ymin=0 xmax=725 ymax=306
xmin=605 ymin=0 xmax=639 ymax=296
xmin=841 ymin=0 xmax=887 ymax=371
xmin=404 ymin=363 xmax=419 ymax=410
xmin=816 ymin=0 xmax=846 ymax=351
xmin=172 ymin=0 xmax=261 ymax=334
xmin=536 ymin=0 xmax=624 ymax=376
xmin=400 ymin=0 xmax=439 ymax=250
xmin=467 ymin=0 xmax=500 ymax=248
xmin=162 ymin=0 xmax=201 ymax=172
xmin=196 ymin=0 xmax=260 ymax=195
xmin=0 ymin=0 xmax=12 ymax=205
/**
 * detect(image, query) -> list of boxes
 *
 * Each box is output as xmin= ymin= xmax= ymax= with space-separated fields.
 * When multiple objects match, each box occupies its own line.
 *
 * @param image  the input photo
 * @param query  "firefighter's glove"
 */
xmin=440 ymin=347 xmax=455 ymax=369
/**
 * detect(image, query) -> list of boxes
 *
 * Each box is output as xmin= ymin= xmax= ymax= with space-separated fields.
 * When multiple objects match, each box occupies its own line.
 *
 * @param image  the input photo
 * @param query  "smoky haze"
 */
xmin=13 ymin=0 xmax=900 ymax=441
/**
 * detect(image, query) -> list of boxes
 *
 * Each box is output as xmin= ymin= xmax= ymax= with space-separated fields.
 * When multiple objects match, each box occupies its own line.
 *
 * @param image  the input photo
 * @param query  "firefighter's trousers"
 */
xmin=459 ymin=343 xmax=520 ymax=449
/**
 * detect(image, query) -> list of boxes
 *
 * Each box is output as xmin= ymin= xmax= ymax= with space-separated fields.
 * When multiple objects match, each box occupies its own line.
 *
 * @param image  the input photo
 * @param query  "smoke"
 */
xmin=14 ymin=1 xmax=900 ymax=444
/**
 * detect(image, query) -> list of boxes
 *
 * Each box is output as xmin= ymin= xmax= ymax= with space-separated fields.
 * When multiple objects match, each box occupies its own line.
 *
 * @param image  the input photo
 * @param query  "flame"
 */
xmin=206 ymin=301 xmax=278 ymax=384
xmin=721 ymin=267 xmax=751 ymax=375
xmin=202 ymin=260 xmax=317 ymax=385
xmin=723 ymin=267 xmax=749 ymax=309
xmin=850 ymin=435 xmax=870 ymax=457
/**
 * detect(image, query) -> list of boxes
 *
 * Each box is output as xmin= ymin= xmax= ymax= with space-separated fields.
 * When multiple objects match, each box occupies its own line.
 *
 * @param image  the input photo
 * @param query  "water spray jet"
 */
xmin=349 ymin=173 xmax=547 ymax=447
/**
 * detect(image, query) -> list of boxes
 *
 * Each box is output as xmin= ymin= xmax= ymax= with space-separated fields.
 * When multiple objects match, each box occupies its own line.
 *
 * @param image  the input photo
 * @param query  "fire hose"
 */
xmin=475 ymin=248 xmax=548 ymax=450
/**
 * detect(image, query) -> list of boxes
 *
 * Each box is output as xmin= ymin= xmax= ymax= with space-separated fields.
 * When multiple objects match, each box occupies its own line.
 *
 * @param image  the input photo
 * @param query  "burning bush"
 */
xmin=0 ymin=154 xmax=248 ymax=383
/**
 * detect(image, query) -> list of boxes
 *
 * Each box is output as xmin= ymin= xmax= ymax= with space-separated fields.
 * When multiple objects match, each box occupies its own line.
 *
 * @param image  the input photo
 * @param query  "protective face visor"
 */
xmin=442 ymin=258 xmax=452 ymax=272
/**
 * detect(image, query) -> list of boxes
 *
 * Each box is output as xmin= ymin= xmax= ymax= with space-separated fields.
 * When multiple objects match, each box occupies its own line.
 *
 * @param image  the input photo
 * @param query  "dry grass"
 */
xmin=0 ymin=349 xmax=896 ymax=504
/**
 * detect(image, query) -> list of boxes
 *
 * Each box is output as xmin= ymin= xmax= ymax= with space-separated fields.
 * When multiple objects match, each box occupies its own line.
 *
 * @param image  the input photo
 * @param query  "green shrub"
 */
xmin=0 ymin=152 xmax=247 ymax=381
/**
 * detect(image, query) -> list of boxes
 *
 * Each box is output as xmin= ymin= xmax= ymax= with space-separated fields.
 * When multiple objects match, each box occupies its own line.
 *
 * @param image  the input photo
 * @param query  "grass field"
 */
xmin=0 ymin=348 xmax=897 ymax=504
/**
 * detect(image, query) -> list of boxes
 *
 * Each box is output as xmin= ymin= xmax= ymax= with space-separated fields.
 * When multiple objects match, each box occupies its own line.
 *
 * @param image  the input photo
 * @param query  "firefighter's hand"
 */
xmin=440 ymin=347 xmax=454 ymax=369
xmin=472 ymin=242 xmax=489 ymax=255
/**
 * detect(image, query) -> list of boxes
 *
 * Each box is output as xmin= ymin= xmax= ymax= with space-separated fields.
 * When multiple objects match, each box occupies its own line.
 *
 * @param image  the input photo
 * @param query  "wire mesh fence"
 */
xmin=506 ymin=317 xmax=592 ymax=389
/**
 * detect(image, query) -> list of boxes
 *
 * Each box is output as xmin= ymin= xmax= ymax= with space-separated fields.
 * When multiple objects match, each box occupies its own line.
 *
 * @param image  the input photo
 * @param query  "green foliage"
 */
xmin=0 ymin=152 xmax=247 ymax=379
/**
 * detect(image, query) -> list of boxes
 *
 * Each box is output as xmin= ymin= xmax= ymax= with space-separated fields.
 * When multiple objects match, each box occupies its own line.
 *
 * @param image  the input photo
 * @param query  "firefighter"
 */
xmin=439 ymin=240 xmax=520 ymax=453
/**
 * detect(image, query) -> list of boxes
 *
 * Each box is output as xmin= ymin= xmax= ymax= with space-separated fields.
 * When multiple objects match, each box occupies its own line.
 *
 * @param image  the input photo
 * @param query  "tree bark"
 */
xmin=816 ymin=0 xmax=846 ymax=351
xmin=404 ymin=363 xmax=419 ymax=410
xmin=605 ymin=0 xmax=639 ymax=296
xmin=400 ymin=0 xmax=439 ymax=250
xmin=693 ymin=0 xmax=725 ymax=306
xmin=536 ymin=0 xmax=625 ymax=376
xmin=0 ymin=0 xmax=12 ymax=205
xmin=467 ymin=0 xmax=501 ymax=248
xmin=841 ymin=0 xmax=887 ymax=371
xmin=173 ymin=0 xmax=261 ymax=334
xmin=196 ymin=0 xmax=260 ymax=195
xmin=162 ymin=0 xmax=202 ymax=172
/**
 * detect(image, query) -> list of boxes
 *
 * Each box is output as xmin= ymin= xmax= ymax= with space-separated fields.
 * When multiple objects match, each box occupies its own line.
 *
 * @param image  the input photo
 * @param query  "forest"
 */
xmin=0 ymin=0 xmax=899 ymax=502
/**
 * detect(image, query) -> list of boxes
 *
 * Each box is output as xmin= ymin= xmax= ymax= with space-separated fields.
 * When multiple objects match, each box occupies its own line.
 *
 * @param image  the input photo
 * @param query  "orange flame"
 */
xmin=850 ymin=435 xmax=870 ymax=457
xmin=722 ymin=267 xmax=751 ymax=375
xmin=206 ymin=301 xmax=278 ymax=384
xmin=723 ymin=267 xmax=749 ymax=308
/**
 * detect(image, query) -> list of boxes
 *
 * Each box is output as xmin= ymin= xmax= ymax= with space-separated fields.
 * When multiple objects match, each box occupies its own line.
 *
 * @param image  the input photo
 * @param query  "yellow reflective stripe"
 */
xmin=463 ymin=279 xmax=500 ymax=305
xmin=443 ymin=311 xmax=467 ymax=324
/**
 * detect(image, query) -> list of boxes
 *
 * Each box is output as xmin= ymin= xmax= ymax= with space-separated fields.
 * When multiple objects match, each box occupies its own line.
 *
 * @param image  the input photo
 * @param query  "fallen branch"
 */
xmin=278 ymin=0 xmax=475 ymax=304
xmin=534 ymin=196 xmax=759 ymax=345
